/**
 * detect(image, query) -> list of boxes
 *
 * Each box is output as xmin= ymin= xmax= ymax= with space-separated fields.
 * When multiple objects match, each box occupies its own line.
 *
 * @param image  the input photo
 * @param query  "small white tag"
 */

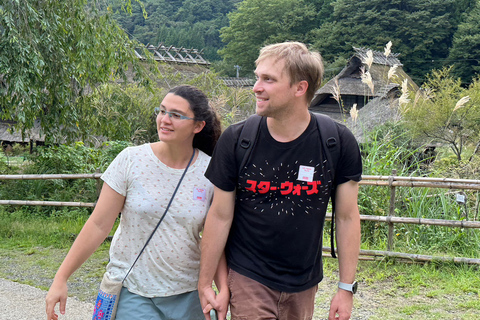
xmin=193 ymin=187 xmax=207 ymax=201
xmin=298 ymin=165 xmax=314 ymax=182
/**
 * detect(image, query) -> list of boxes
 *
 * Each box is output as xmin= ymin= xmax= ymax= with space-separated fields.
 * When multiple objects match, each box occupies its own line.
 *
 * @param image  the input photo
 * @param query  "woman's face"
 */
xmin=156 ymin=93 xmax=205 ymax=144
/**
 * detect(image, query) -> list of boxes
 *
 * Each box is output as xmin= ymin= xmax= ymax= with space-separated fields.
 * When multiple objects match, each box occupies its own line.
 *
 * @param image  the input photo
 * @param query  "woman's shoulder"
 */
xmin=196 ymin=149 xmax=212 ymax=169
xmin=110 ymin=144 xmax=150 ymax=163
xmin=124 ymin=143 xmax=150 ymax=155
xmin=197 ymin=149 xmax=211 ymax=163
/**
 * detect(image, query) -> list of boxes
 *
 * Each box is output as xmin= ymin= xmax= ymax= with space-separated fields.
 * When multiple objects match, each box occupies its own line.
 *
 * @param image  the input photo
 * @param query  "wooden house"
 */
xmin=0 ymin=119 xmax=45 ymax=152
xmin=310 ymin=47 xmax=418 ymax=120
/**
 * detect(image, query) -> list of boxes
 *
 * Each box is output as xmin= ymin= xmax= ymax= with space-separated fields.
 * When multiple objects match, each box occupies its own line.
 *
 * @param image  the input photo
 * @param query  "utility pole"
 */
xmin=234 ymin=65 xmax=241 ymax=78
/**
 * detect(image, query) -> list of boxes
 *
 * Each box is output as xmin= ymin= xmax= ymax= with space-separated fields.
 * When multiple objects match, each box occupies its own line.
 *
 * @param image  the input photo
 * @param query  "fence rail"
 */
xmin=1 ymin=172 xmax=479 ymax=265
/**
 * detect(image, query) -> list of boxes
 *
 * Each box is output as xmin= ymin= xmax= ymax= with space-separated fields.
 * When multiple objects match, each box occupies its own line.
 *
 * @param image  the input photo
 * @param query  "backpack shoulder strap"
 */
xmin=314 ymin=113 xmax=341 ymax=258
xmin=315 ymin=113 xmax=341 ymax=178
xmin=235 ymin=114 xmax=262 ymax=176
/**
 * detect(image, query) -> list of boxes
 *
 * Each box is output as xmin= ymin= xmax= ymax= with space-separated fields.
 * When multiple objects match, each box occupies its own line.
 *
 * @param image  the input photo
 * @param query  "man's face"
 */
xmin=253 ymin=57 xmax=297 ymax=118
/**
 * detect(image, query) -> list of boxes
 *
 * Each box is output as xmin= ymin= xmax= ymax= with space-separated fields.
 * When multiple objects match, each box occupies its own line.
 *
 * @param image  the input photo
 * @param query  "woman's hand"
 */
xmin=45 ymin=279 xmax=68 ymax=320
xmin=215 ymin=287 xmax=230 ymax=320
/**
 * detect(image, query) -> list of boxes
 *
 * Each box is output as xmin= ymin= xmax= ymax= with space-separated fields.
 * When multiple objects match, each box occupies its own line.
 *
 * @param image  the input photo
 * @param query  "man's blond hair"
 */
xmin=256 ymin=42 xmax=324 ymax=102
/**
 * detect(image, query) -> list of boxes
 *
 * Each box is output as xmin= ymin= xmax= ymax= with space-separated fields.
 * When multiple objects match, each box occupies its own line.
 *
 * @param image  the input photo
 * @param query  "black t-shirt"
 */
xmin=205 ymin=114 xmax=362 ymax=292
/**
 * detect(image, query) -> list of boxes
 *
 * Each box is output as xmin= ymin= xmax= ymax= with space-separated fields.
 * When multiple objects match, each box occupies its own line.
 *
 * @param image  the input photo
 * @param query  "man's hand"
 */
xmin=200 ymin=286 xmax=229 ymax=320
xmin=328 ymin=289 xmax=353 ymax=320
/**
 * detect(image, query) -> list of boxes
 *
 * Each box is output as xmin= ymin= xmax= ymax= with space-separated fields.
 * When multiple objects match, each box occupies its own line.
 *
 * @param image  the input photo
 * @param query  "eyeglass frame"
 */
xmin=154 ymin=107 xmax=198 ymax=121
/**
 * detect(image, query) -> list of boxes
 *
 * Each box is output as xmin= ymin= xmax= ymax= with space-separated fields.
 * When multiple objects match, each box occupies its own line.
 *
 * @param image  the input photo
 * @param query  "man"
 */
xmin=199 ymin=42 xmax=362 ymax=320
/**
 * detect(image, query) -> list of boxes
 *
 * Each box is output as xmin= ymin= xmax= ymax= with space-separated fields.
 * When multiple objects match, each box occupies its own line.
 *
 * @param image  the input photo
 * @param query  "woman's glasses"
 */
xmin=154 ymin=107 xmax=195 ymax=121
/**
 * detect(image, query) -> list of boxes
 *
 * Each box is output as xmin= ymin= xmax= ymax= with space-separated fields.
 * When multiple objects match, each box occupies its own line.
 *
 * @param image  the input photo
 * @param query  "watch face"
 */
xmin=352 ymin=281 xmax=358 ymax=294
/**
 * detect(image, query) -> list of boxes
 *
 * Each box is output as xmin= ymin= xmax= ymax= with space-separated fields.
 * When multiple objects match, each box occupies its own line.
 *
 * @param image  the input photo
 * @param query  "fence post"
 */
xmin=95 ymin=168 xmax=102 ymax=198
xmin=387 ymin=169 xmax=397 ymax=251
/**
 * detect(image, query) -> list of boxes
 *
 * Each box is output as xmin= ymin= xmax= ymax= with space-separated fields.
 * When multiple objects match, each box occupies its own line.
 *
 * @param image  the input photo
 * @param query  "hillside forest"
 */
xmin=110 ymin=0 xmax=480 ymax=85
xmin=2 ymin=0 xmax=480 ymax=144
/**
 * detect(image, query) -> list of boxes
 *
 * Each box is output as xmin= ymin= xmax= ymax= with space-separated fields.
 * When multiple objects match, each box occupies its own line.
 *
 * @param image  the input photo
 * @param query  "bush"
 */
xmin=0 ymin=141 xmax=131 ymax=216
xmin=358 ymin=122 xmax=423 ymax=247
xmin=357 ymin=122 xmax=480 ymax=256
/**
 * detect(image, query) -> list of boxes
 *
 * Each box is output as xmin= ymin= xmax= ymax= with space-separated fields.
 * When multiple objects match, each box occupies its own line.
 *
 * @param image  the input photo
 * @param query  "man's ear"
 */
xmin=294 ymin=80 xmax=309 ymax=97
xmin=194 ymin=120 xmax=206 ymax=134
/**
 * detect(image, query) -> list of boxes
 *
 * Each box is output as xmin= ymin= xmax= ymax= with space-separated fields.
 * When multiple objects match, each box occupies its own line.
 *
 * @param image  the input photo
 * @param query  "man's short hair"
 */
xmin=256 ymin=42 xmax=324 ymax=102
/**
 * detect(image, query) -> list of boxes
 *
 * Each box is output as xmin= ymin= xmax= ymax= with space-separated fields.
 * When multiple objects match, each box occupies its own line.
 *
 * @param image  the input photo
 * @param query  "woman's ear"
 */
xmin=194 ymin=120 xmax=206 ymax=134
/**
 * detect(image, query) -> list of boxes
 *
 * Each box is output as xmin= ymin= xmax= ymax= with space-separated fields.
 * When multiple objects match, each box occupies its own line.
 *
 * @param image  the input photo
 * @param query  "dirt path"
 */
xmin=0 ymin=278 xmax=94 ymax=320
xmin=0 ymin=276 xmax=375 ymax=320
xmin=1 ymin=248 xmax=478 ymax=320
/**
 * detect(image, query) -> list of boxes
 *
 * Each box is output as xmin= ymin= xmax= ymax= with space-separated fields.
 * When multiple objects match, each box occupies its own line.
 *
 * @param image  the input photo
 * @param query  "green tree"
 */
xmin=218 ymin=0 xmax=331 ymax=74
xmin=0 ymin=0 xmax=156 ymax=143
xmin=448 ymin=2 xmax=480 ymax=84
xmin=401 ymin=68 xmax=480 ymax=161
xmin=311 ymin=0 xmax=472 ymax=84
xmin=81 ymin=83 xmax=163 ymax=144
xmin=110 ymin=0 xmax=239 ymax=61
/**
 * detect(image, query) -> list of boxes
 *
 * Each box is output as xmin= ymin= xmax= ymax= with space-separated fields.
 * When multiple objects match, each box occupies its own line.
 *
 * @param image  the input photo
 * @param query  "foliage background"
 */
xmin=105 ymin=0 xmax=480 ymax=84
xmin=1 ymin=0 xmax=480 ymax=263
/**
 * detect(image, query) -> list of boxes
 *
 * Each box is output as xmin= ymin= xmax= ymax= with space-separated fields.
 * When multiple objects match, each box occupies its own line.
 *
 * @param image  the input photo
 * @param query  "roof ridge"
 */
xmin=353 ymin=46 xmax=403 ymax=67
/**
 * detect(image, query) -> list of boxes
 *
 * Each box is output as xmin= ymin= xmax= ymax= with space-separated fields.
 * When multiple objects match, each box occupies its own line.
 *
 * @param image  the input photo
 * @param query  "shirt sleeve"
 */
xmin=335 ymin=124 xmax=363 ymax=185
xmin=205 ymin=123 xmax=243 ymax=192
xmin=101 ymin=147 xmax=130 ymax=196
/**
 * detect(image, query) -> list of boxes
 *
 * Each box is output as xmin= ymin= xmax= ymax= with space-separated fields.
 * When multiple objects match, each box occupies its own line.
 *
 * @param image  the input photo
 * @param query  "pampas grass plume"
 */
xmin=384 ymin=41 xmax=392 ymax=57
xmin=350 ymin=103 xmax=358 ymax=123
xmin=453 ymin=96 xmax=470 ymax=112
xmin=365 ymin=50 xmax=374 ymax=69
xmin=388 ymin=65 xmax=398 ymax=80
xmin=399 ymin=79 xmax=410 ymax=105
xmin=333 ymin=78 xmax=341 ymax=103
xmin=360 ymin=67 xmax=374 ymax=94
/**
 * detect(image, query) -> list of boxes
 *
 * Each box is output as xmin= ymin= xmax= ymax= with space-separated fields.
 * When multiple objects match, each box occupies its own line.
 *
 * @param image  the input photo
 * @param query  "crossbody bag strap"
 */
xmin=122 ymin=149 xmax=196 ymax=282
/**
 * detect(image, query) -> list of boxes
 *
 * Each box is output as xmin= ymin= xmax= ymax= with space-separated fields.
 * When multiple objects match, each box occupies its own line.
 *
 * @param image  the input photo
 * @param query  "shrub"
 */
xmin=0 ymin=141 xmax=131 ymax=216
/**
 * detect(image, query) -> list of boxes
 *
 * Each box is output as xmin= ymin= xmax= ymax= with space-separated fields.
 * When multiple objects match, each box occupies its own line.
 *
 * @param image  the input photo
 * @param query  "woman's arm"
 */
xmin=45 ymin=183 xmax=125 ymax=320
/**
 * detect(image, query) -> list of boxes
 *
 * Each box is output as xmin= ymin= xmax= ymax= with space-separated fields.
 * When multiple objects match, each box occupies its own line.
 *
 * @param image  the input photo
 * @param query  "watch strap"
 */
xmin=338 ymin=281 xmax=357 ymax=294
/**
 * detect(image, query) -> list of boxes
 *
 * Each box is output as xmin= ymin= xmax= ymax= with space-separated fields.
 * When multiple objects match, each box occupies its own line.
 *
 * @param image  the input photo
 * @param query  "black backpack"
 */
xmin=234 ymin=113 xmax=341 ymax=258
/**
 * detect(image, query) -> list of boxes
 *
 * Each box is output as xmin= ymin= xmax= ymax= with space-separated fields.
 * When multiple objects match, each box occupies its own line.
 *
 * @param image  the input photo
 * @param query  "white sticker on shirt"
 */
xmin=298 ymin=165 xmax=314 ymax=182
xmin=193 ymin=187 xmax=207 ymax=201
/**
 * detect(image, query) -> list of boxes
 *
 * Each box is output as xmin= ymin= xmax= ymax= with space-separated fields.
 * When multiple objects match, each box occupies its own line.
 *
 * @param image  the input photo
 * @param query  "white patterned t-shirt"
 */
xmin=101 ymin=144 xmax=213 ymax=297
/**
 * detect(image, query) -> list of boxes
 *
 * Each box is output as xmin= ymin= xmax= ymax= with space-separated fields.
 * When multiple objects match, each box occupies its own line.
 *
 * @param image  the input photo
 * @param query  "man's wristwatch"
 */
xmin=338 ymin=281 xmax=358 ymax=294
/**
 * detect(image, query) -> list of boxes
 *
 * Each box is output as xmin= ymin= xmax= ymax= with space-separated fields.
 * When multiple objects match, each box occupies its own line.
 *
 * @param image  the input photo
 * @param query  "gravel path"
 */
xmin=0 ymin=275 xmax=375 ymax=320
xmin=2 ymin=246 xmax=476 ymax=320
xmin=1 ymin=248 xmax=376 ymax=319
xmin=0 ymin=278 xmax=94 ymax=320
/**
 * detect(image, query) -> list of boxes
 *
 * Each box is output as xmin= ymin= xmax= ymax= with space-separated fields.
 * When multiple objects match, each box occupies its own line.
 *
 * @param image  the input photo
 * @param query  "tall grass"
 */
xmin=358 ymin=122 xmax=421 ymax=248
xmin=358 ymin=122 xmax=480 ymax=257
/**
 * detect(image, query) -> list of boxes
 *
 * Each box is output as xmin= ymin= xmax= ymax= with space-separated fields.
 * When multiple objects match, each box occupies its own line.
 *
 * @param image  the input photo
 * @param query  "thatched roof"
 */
xmin=0 ymin=120 xmax=45 ymax=143
xmin=220 ymin=77 xmax=255 ymax=87
xmin=344 ymin=96 xmax=402 ymax=143
xmin=136 ymin=44 xmax=211 ymax=66
xmin=310 ymin=47 xmax=418 ymax=117
xmin=352 ymin=47 xmax=402 ymax=67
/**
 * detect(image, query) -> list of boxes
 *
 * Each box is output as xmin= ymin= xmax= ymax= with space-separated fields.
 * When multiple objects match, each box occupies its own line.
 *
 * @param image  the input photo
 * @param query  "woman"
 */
xmin=45 ymin=85 xmax=228 ymax=320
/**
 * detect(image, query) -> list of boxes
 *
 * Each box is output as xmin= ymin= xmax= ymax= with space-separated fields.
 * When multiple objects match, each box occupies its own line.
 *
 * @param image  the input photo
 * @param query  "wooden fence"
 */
xmin=1 ymin=172 xmax=479 ymax=265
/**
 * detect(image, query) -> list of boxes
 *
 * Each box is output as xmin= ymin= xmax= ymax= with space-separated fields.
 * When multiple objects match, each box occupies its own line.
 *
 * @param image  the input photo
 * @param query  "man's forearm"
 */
xmin=199 ymin=213 xmax=231 ymax=289
xmin=336 ymin=213 xmax=360 ymax=283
